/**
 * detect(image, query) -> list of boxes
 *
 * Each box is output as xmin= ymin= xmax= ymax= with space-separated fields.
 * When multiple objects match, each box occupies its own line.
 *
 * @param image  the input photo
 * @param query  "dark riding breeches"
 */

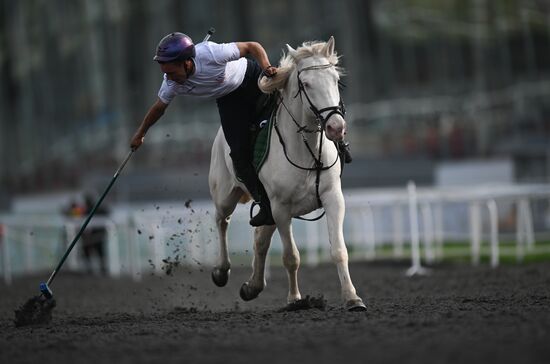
xmin=216 ymin=59 xmax=263 ymax=163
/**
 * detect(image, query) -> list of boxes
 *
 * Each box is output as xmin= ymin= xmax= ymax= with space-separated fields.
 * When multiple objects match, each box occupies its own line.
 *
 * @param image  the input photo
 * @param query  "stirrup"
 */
xmin=249 ymin=202 xmax=275 ymax=227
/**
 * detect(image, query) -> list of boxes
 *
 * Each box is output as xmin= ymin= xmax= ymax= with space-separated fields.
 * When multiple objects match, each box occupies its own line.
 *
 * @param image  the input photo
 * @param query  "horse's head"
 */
xmin=259 ymin=37 xmax=346 ymax=141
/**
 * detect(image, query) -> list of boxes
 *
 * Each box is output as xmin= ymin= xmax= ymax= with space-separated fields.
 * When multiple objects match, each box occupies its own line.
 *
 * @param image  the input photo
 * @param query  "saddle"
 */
xmin=250 ymin=92 xmax=280 ymax=172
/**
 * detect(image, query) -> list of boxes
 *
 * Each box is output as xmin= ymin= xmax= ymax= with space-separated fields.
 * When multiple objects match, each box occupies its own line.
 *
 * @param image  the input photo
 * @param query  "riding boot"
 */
xmin=337 ymin=140 xmax=353 ymax=164
xmin=231 ymin=154 xmax=275 ymax=227
xmin=249 ymin=184 xmax=275 ymax=227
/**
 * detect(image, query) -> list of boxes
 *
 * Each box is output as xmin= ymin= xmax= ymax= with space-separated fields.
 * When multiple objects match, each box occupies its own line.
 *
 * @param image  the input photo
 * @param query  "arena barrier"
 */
xmin=344 ymin=182 xmax=549 ymax=275
xmin=1 ymin=183 xmax=550 ymax=284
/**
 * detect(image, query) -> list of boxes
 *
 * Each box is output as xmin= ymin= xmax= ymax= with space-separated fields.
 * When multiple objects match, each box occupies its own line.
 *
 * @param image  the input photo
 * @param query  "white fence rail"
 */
xmin=1 ymin=183 xmax=550 ymax=284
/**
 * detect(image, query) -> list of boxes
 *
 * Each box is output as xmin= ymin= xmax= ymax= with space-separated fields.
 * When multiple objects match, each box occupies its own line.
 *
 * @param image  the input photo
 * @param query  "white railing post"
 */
xmin=523 ymin=199 xmax=535 ymax=251
xmin=151 ymin=223 xmax=165 ymax=275
xmin=516 ymin=199 xmax=526 ymax=262
xmin=265 ymin=252 xmax=272 ymax=282
xmin=65 ymin=221 xmax=80 ymax=271
xmin=127 ymin=217 xmax=141 ymax=281
xmin=305 ymin=216 xmax=319 ymax=266
xmin=516 ymin=198 xmax=535 ymax=261
xmin=487 ymin=199 xmax=500 ymax=268
xmin=2 ymin=225 xmax=12 ymax=285
xmin=24 ymin=226 xmax=34 ymax=274
xmin=469 ymin=201 xmax=482 ymax=266
xmin=320 ymin=215 xmax=331 ymax=263
xmin=406 ymin=181 xmax=428 ymax=276
xmin=421 ymin=203 xmax=435 ymax=264
xmin=434 ymin=203 xmax=444 ymax=260
xmin=106 ymin=220 xmax=121 ymax=278
xmin=361 ymin=206 xmax=376 ymax=261
xmin=392 ymin=204 xmax=404 ymax=258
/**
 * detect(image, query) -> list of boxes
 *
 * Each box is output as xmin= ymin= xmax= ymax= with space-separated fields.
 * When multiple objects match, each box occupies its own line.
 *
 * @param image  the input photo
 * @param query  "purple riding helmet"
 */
xmin=153 ymin=32 xmax=195 ymax=63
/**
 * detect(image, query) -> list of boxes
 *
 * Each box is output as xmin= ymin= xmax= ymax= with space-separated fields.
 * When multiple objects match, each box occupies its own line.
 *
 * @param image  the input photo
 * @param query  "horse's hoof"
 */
xmin=211 ymin=268 xmax=230 ymax=287
xmin=239 ymin=282 xmax=261 ymax=301
xmin=345 ymin=298 xmax=367 ymax=312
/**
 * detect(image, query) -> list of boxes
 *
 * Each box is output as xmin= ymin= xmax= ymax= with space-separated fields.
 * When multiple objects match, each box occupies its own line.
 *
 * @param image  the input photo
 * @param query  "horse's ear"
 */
xmin=324 ymin=36 xmax=335 ymax=57
xmin=286 ymin=44 xmax=298 ymax=59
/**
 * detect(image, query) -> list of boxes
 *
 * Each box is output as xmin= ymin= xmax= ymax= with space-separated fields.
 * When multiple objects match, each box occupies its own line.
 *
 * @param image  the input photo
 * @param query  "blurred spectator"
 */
xmin=63 ymin=194 xmax=109 ymax=275
xmin=63 ymin=199 xmax=86 ymax=217
xmin=81 ymin=193 xmax=109 ymax=275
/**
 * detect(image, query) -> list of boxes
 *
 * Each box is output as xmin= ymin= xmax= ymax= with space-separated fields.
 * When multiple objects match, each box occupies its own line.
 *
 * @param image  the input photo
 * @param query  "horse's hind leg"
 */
xmin=240 ymin=225 xmax=276 ymax=301
xmin=211 ymin=188 xmax=242 ymax=287
xmin=211 ymin=212 xmax=231 ymax=287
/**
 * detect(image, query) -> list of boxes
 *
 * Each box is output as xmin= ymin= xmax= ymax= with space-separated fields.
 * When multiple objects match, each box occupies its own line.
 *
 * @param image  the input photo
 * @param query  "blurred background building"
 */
xmin=1 ymin=0 xmax=550 ymax=210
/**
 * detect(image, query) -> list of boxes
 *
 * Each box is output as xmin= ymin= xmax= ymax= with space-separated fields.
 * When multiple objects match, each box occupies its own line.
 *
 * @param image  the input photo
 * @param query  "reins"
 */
xmin=272 ymin=63 xmax=345 ymax=221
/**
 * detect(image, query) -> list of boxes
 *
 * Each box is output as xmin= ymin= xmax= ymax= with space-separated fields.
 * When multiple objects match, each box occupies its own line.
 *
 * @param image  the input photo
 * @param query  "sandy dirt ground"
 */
xmin=1 ymin=260 xmax=550 ymax=364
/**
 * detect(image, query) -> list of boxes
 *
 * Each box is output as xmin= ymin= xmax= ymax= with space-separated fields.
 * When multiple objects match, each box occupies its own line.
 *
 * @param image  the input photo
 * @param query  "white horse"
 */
xmin=208 ymin=37 xmax=366 ymax=311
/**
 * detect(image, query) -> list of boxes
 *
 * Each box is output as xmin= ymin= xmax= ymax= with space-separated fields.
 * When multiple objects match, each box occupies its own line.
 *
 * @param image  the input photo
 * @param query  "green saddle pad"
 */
xmin=252 ymin=110 xmax=276 ymax=173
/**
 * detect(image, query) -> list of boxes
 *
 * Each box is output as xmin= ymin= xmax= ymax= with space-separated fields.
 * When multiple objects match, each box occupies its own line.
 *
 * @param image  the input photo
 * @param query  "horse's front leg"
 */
xmin=272 ymin=208 xmax=302 ymax=304
xmin=240 ymin=225 xmax=276 ymax=301
xmin=322 ymin=190 xmax=367 ymax=311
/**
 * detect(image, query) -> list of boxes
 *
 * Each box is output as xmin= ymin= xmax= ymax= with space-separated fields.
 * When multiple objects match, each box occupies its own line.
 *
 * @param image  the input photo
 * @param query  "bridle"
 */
xmin=294 ymin=64 xmax=346 ymax=130
xmin=273 ymin=63 xmax=346 ymax=218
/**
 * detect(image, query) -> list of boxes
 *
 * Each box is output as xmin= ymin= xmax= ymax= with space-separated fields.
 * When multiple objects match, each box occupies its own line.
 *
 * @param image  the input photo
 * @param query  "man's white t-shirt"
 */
xmin=157 ymin=41 xmax=248 ymax=103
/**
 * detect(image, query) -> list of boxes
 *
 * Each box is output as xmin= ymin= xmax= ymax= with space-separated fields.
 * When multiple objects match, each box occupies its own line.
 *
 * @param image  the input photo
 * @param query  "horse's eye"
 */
xmin=302 ymin=81 xmax=310 ymax=88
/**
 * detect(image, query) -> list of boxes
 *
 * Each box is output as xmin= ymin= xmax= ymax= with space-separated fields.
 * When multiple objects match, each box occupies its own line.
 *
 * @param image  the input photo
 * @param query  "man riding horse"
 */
xmin=130 ymin=32 xmax=352 ymax=226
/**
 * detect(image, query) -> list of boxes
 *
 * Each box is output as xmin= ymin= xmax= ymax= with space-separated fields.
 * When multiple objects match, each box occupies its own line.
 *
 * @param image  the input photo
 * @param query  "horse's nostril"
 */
xmin=328 ymin=125 xmax=342 ymax=135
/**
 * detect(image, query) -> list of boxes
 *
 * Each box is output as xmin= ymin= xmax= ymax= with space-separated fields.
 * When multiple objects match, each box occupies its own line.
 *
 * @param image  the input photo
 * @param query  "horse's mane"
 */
xmin=258 ymin=40 xmax=343 ymax=93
